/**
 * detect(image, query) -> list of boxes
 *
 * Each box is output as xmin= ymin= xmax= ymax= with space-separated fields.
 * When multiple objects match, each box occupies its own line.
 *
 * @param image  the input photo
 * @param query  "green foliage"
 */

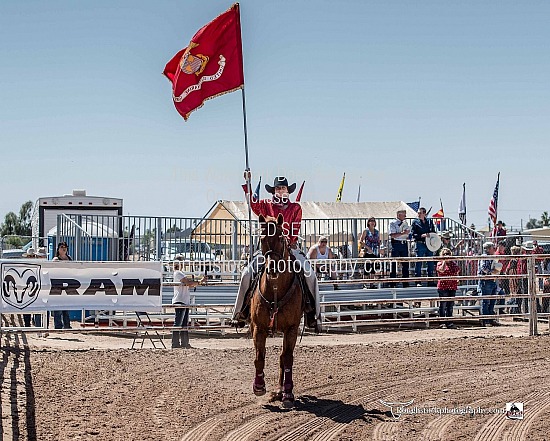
xmin=525 ymin=211 xmax=550 ymax=230
xmin=0 ymin=201 xmax=33 ymax=238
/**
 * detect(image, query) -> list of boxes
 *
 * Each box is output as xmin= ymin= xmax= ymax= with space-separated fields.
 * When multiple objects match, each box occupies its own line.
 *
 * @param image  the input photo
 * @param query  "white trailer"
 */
xmin=31 ymin=189 xmax=123 ymax=247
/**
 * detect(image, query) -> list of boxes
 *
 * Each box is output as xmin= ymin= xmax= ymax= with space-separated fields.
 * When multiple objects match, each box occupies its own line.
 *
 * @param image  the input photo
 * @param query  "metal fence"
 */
xmin=49 ymin=213 xmax=484 ymax=262
xmin=1 ymin=254 xmax=549 ymax=337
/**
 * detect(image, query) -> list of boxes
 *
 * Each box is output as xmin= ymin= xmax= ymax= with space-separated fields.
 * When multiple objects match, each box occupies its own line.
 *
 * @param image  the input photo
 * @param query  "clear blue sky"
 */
xmin=1 ymin=0 xmax=548 ymax=230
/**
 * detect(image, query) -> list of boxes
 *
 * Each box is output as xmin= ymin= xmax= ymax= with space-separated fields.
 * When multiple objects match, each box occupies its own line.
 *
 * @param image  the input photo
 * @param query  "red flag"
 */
xmin=295 ymin=181 xmax=305 ymax=202
xmin=432 ymin=207 xmax=444 ymax=228
xmin=163 ymin=4 xmax=244 ymax=121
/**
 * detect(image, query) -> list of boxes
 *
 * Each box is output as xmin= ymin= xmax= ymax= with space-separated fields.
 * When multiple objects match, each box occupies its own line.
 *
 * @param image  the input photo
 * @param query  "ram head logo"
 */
xmin=1 ymin=264 xmax=42 ymax=309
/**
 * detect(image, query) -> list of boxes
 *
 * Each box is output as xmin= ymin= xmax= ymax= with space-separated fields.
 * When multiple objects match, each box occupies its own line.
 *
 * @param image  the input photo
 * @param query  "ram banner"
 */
xmin=0 ymin=261 xmax=162 ymax=313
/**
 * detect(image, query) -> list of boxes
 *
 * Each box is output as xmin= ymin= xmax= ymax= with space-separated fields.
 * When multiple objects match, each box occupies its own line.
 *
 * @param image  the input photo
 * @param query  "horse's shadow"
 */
xmin=263 ymin=395 xmax=392 ymax=423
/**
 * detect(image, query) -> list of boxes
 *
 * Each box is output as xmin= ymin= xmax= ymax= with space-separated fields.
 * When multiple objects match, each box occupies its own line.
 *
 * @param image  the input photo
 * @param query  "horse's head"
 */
xmin=259 ymin=214 xmax=289 ymax=275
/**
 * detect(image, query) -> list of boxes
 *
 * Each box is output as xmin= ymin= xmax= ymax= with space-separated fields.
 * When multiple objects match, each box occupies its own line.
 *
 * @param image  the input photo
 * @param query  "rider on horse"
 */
xmin=232 ymin=171 xmax=320 ymax=330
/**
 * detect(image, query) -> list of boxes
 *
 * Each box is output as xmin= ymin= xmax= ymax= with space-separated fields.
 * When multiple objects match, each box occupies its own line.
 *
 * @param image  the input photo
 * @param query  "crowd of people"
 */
xmin=301 ymin=208 xmax=550 ymax=328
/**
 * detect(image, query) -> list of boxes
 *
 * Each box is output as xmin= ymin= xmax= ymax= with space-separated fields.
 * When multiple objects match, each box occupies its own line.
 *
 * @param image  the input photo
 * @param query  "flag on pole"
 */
xmin=253 ymin=176 xmax=261 ymax=202
xmin=488 ymin=173 xmax=500 ymax=226
xmin=432 ymin=199 xmax=445 ymax=230
xmin=163 ymin=3 xmax=244 ymax=121
xmin=357 ymin=183 xmax=361 ymax=203
xmin=406 ymin=200 xmax=421 ymax=212
xmin=295 ymin=181 xmax=305 ymax=202
xmin=458 ymin=183 xmax=466 ymax=225
xmin=336 ymin=173 xmax=345 ymax=202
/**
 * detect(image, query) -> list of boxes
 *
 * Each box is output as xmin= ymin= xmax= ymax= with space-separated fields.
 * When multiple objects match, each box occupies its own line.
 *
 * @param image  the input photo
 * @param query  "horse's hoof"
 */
xmin=253 ymin=385 xmax=266 ymax=396
xmin=282 ymin=398 xmax=295 ymax=409
xmin=282 ymin=393 xmax=295 ymax=409
xmin=269 ymin=391 xmax=283 ymax=402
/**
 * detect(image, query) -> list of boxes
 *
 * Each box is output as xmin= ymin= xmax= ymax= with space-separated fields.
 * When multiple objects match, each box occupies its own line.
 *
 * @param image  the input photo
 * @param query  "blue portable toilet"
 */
xmin=47 ymin=222 xmax=118 ymax=261
xmin=48 ymin=222 xmax=118 ymax=321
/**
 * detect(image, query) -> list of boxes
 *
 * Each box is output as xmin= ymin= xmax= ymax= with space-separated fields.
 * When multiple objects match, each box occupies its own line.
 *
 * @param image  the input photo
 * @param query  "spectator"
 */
xmin=494 ymin=241 xmax=508 ymax=310
xmin=531 ymin=240 xmax=545 ymax=289
xmin=494 ymin=220 xmax=507 ymax=238
xmin=411 ymin=207 xmax=436 ymax=286
xmin=389 ymin=209 xmax=410 ymax=288
xmin=436 ymin=247 xmax=460 ymax=329
xmin=436 ymin=231 xmax=464 ymax=256
xmin=359 ymin=217 xmax=380 ymax=282
xmin=507 ymin=245 xmax=521 ymax=295
xmin=172 ymin=260 xmax=205 ymax=349
xmin=359 ymin=217 xmax=381 ymax=258
xmin=52 ymin=241 xmax=72 ymax=330
xmin=518 ymin=243 xmax=531 ymax=298
xmin=543 ymin=272 xmax=550 ymax=313
xmin=307 ymin=236 xmax=336 ymax=260
xmin=240 ymin=245 xmax=250 ymax=262
xmin=307 ymin=236 xmax=337 ymax=281
xmin=478 ymin=241 xmax=502 ymax=327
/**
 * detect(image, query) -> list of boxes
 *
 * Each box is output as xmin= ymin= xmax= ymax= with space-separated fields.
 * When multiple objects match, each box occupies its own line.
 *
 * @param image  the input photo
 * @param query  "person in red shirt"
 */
xmin=493 ymin=220 xmax=507 ymax=238
xmin=232 ymin=172 xmax=319 ymax=330
xmin=436 ymin=247 xmax=460 ymax=329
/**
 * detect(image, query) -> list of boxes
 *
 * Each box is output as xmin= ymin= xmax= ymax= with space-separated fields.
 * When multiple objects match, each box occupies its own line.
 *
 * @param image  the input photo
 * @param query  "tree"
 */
xmin=0 ymin=212 xmax=19 ymax=236
xmin=525 ymin=218 xmax=541 ymax=230
xmin=0 ymin=200 xmax=33 ymax=239
xmin=541 ymin=211 xmax=550 ymax=227
xmin=17 ymin=201 xmax=33 ymax=235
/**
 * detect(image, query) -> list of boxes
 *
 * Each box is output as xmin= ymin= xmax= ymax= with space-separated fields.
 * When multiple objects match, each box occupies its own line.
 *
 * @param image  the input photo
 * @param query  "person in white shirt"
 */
xmin=172 ymin=260 xmax=205 ymax=349
xmin=307 ymin=236 xmax=336 ymax=280
xmin=389 ymin=210 xmax=411 ymax=288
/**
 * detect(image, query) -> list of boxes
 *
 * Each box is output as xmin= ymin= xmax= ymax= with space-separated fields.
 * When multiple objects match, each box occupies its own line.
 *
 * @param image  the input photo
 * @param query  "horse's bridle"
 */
xmin=263 ymin=231 xmax=289 ymax=276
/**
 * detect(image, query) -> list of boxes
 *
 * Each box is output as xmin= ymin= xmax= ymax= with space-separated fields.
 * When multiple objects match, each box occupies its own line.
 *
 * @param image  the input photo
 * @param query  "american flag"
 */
xmin=406 ymin=200 xmax=420 ymax=212
xmin=488 ymin=173 xmax=500 ymax=225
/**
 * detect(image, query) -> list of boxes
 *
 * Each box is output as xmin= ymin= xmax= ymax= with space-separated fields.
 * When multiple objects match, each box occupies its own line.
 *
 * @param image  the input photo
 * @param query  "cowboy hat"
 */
xmin=440 ymin=231 xmax=454 ymax=240
xmin=23 ymin=248 xmax=36 ymax=257
xmin=265 ymin=176 xmax=296 ymax=194
xmin=491 ymin=261 xmax=503 ymax=275
xmin=426 ymin=232 xmax=442 ymax=252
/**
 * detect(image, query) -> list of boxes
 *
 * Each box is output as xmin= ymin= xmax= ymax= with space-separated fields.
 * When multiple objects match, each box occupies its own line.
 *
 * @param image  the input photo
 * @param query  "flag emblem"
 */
xmin=180 ymin=44 xmax=209 ymax=75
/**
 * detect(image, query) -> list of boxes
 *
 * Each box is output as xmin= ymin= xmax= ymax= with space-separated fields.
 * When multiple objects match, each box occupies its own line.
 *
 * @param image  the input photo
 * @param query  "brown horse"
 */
xmin=250 ymin=214 xmax=304 ymax=408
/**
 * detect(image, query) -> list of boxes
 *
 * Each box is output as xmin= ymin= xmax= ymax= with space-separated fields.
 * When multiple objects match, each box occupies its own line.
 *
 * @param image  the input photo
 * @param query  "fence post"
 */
xmin=231 ymin=220 xmax=238 ymax=261
xmin=527 ymin=255 xmax=538 ymax=336
xmin=351 ymin=219 xmax=358 ymax=258
xmin=74 ymin=214 xmax=82 ymax=261
xmin=155 ymin=218 xmax=163 ymax=261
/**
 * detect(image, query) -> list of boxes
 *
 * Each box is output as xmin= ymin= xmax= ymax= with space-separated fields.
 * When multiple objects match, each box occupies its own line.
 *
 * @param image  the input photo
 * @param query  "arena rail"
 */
xmin=1 ymin=254 xmax=549 ymax=338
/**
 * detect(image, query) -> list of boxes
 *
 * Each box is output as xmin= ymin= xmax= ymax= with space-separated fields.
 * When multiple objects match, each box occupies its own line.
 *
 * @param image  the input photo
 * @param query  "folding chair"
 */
xmin=131 ymin=312 xmax=166 ymax=349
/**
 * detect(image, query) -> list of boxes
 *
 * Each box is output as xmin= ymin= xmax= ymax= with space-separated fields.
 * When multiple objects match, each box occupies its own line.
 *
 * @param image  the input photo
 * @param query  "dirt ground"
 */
xmin=2 ymin=319 xmax=550 ymax=440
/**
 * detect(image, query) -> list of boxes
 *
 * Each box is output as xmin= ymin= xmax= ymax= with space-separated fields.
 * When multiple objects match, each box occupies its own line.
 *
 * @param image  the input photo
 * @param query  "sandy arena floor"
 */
xmin=1 ymin=319 xmax=550 ymax=440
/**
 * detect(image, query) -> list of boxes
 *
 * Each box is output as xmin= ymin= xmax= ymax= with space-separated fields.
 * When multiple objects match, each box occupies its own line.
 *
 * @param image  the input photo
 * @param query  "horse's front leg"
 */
xmin=253 ymin=327 xmax=268 ymax=396
xmin=281 ymin=326 xmax=299 ymax=408
xmin=269 ymin=347 xmax=285 ymax=402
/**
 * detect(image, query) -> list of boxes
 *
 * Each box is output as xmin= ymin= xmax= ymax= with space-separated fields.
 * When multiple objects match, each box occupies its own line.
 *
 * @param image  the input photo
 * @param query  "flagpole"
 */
xmin=241 ymin=87 xmax=254 ymax=261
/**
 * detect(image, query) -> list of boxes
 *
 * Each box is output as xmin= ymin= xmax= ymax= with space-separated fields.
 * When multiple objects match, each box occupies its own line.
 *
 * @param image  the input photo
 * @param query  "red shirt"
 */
xmin=243 ymin=187 xmax=302 ymax=244
xmin=495 ymin=248 xmax=509 ymax=273
xmin=436 ymin=260 xmax=460 ymax=291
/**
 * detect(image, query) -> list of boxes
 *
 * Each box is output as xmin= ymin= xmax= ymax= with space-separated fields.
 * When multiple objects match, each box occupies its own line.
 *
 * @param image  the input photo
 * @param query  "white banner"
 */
xmin=0 ymin=261 xmax=162 ymax=312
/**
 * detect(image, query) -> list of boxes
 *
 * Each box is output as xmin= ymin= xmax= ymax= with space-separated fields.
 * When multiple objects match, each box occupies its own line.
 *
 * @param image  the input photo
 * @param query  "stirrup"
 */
xmin=231 ymin=312 xmax=248 ymax=328
xmin=230 ymin=319 xmax=247 ymax=329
